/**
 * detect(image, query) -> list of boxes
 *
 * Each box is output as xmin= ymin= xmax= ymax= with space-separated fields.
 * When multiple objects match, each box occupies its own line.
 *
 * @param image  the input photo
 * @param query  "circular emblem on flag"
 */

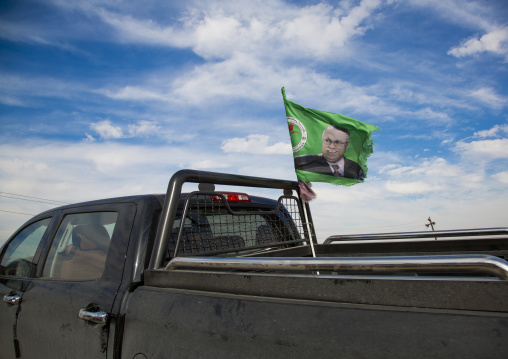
xmin=287 ymin=117 xmax=307 ymax=153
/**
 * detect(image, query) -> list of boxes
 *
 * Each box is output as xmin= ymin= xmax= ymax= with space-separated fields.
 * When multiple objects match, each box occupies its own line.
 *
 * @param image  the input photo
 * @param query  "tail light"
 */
xmin=212 ymin=192 xmax=251 ymax=202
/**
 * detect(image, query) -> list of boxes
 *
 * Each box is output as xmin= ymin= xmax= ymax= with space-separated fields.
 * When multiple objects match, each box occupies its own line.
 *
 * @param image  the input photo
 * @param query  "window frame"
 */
xmin=41 ymin=211 xmax=119 ymax=280
xmin=34 ymin=202 xmax=137 ymax=282
xmin=0 ymin=214 xmax=57 ymax=279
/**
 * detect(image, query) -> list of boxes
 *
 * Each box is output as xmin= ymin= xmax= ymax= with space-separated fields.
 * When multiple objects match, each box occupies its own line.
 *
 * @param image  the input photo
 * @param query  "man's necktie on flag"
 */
xmin=282 ymin=87 xmax=379 ymax=200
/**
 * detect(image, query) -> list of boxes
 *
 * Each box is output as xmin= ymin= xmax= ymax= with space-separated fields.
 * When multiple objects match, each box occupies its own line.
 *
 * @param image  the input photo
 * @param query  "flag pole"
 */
xmin=302 ymin=199 xmax=317 ymax=258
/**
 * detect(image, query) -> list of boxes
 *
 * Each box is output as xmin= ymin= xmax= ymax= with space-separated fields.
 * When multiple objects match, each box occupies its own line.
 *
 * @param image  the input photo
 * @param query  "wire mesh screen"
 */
xmin=167 ymin=193 xmax=309 ymax=258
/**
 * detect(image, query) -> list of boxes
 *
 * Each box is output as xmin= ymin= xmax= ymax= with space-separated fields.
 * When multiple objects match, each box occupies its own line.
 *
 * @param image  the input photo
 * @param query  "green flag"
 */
xmin=282 ymin=87 xmax=379 ymax=186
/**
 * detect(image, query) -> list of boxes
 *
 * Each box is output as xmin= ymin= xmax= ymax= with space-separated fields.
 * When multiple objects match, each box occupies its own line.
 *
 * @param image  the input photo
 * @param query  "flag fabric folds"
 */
xmin=282 ymin=87 xmax=380 ymax=186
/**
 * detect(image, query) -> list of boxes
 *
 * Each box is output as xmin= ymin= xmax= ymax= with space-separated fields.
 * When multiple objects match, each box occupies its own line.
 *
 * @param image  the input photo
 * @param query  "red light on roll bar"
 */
xmin=212 ymin=192 xmax=251 ymax=202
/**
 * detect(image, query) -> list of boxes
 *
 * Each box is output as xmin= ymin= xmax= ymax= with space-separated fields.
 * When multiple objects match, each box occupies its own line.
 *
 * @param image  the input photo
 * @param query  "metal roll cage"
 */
xmin=149 ymin=170 xmax=314 ymax=269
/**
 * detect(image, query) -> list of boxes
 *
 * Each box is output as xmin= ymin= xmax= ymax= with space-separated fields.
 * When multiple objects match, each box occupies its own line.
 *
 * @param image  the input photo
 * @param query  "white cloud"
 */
xmin=171 ymin=54 xmax=275 ymax=104
xmin=493 ymin=171 xmax=508 ymax=184
xmin=221 ymin=134 xmax=291 ymax=154
xmin=97 ymin=86 xmax=168 ymax=101
xmin=169 ymin=53 xmax=396 ymax=112
xmin=372 ymin=155 xmax=492 ymax=196
xmin=470 ymin=88 xmax=507 ymax=109
xmin=378 ymin=158 xmax=464 ymax=195
xmin=92 ymin=0 xmax=385 ymax=61
xmin=0 ymin=18 xmax=84 ymax=54
xmin=405 ymin=1 xmax=508 ymax=61
xmin=448 ymin=27 xmax=508 ymax=60
xmin=313 ymin=185 xmax=508 ymax=238
xmin=0 ymin=95 xmax=26 ymax=107
xmin=278 ymin=0 xmax=382 ymax=58
xmin=450 ymin=124 xmax=508 ymax=160
xmin=90 ymin=120 xmax=124 ymax=139
xmin=90 ymin=120 xmax=160 ymax=140
xmin=410 ymin=107 xmax=453 ymax=124
xmin=96 ymin=9 xmax=191 ymax=47
xmin=0 ymin=73 xmax=86 ymax=102
xmin=473 ymin=124 xmax=508 ymax=139
xmin=385 ymin=180 xmax=439 ymax=194
xmin=0 ymin=2 xmax=402 ymax=114
xmin=0 ymin=0 xmax=395 ymax=117
xmin=454 ymin=138 xmax=508 ymax=160
xmin=379 ymin=157 xmax=462 ymax=178
xmin=190 ymin=160 xmax=231 ymax=169
xmin=406 ymin=0 xmax=493 ymax=31
xmin=84 ymin=133 xmax=96 ymax=142
xmin=128 ymin=120 xmax=161 ymax=137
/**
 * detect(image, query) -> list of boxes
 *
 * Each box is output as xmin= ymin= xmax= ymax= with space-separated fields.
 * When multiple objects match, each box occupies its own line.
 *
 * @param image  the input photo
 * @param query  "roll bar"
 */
xmin=149 ymin=170 xmax=311 ymax=269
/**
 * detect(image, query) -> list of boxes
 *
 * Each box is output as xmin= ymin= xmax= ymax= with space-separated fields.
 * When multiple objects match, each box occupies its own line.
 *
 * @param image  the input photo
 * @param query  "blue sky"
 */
xmin=1 ymin=0 xmax=507 ymax=244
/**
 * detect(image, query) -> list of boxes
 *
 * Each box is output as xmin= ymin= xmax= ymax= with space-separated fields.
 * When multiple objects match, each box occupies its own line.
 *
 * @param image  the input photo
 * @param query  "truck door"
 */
xmin=0 ymin=216 xmax=54 ymax=358
xmin=14 ymin=203 xmax=136 ymax=358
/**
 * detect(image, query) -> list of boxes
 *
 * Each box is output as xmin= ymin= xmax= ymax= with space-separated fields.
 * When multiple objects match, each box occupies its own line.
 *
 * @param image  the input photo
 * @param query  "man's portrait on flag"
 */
xmin=294 ymin=125 xmax=365 ymax=180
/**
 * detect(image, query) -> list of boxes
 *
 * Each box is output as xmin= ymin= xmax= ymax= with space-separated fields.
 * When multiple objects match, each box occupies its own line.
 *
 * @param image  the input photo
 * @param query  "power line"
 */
xmin=0 ymin=192 xmax=70 ymax=205
xmin=0 ymin=209 xmax=35 ymax=216
xmin=0 ymin=194 xmax=65 ymax=205
xmin=0 ymin=191 xmax=70 ymax=203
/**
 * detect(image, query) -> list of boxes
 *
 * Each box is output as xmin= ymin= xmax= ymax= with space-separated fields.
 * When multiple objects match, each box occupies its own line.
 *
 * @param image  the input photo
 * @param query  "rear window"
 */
xmin=167 ymin=194 xmax=306 ymax=258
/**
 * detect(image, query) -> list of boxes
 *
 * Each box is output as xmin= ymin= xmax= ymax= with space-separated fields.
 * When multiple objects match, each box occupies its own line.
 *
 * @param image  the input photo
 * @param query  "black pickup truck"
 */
xmin=1 ymin=170 xmax=507 ymax=358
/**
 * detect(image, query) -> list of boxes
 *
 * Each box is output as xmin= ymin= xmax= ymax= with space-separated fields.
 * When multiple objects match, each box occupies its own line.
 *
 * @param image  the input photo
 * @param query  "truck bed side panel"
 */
xmin=121 ymin=286 xmax=508 ymax=359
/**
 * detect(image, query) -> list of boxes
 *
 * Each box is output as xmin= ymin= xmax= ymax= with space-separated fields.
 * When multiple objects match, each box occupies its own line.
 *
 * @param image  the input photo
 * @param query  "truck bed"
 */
xmin=124 ymin=171 xmax=508 ymax=358
xmin=122 ymin=259 xmax=508 ymax=358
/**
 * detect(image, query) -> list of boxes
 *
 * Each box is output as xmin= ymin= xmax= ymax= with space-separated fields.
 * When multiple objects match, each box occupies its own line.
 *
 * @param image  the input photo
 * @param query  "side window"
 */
xmin=42 ymin=212 xmax=118 ymax=280
xmin=0 ymin=218 xmax=52 ymax=277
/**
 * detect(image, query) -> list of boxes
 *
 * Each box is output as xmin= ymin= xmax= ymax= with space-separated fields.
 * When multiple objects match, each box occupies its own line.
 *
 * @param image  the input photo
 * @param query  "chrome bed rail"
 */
xmin=324 ymin=228 xmax=508 ymax=243
xmin=165 ymin=254 xmax=508 ymax=280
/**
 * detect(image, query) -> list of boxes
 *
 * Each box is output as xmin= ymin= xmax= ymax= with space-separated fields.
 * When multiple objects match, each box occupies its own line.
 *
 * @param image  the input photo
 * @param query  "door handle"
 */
xmin=3 ymin=294 xmax=21 ymax=304
xmin=78 ymin=308 xmax=108 ymax=326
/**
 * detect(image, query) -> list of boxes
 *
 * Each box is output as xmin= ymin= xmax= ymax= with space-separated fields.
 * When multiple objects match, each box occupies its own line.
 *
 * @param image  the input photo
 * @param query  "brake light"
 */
xmin=212 ymin=192 xmax=251 ymax=202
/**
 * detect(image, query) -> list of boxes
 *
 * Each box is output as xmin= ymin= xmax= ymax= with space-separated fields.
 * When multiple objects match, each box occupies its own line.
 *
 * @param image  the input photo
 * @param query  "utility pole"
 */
xmin=426 ymin=217 xmax=437 ymax=240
